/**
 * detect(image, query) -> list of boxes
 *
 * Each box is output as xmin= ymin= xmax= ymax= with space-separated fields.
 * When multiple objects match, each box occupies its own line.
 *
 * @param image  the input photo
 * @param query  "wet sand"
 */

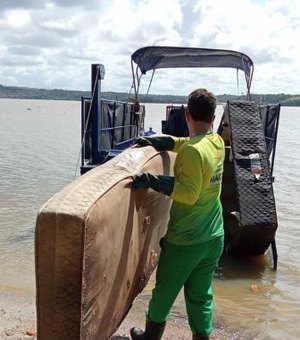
xmin=0 ymin=289 xmax=36 ymax=340
xmin=0 ymin=289 xmax=246 ymax=340
xmin=112 ymin=295 xmax=247 ymax=340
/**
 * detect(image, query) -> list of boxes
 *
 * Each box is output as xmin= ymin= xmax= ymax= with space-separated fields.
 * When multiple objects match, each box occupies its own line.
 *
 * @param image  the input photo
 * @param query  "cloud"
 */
xmin=0 ymin=0 xmax=299 ymax=94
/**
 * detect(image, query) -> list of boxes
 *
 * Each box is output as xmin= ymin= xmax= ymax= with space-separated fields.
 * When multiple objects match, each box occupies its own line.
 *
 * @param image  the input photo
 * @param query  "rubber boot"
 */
xmin=130 ymin=319 xmax=166 ymax=340
xmin=192 ymin=334 xmax=209 ymax=340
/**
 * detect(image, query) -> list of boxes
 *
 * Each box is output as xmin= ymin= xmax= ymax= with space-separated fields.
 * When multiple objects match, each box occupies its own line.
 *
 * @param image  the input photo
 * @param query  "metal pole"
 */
xmin=91 ymin=64 xmax=105 ymax=165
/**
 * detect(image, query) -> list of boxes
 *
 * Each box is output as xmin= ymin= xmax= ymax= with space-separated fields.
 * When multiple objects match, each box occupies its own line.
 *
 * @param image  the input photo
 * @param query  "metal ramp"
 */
xmin=219 ymin=101 xmax=278 ymax=263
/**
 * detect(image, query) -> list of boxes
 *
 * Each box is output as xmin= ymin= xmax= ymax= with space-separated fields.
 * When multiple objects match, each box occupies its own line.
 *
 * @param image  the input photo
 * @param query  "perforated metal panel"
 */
xmin=222 ymin=101 xmax=278 ymax=255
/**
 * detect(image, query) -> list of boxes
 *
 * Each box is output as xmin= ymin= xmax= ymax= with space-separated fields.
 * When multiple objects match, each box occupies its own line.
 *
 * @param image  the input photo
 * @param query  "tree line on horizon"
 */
xmin=0 ymin=84 xmax=299 ymax=106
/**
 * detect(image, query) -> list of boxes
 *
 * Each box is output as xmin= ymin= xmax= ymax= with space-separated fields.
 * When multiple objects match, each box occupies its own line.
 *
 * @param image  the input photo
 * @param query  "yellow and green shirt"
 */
xmin=165 ymin=131 xmax=225 ymax=245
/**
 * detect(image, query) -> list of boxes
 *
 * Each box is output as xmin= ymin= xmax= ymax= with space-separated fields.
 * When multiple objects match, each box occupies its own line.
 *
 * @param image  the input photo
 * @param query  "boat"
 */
xmin=35 ymin=46 xmax=280 ymax=339
xmin=130 ymin=46 xmax=280 ymax=266
xmin=82 ymin=46 xmax=280 ymax=264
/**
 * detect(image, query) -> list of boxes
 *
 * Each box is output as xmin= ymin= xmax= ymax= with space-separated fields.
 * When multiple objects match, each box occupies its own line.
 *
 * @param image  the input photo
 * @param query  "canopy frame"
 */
xmin=130 ymin=46 xmax=254 ymax=100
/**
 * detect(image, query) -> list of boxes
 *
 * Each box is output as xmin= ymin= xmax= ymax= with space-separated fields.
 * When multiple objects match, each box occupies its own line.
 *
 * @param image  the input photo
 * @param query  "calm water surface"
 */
xmin=0 ymin=99 xmax=299 ymax=339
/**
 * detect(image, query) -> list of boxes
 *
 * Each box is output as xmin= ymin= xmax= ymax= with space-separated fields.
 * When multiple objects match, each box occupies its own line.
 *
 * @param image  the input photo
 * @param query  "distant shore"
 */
xmin=0 ymin=84 xmax=299 ymax=106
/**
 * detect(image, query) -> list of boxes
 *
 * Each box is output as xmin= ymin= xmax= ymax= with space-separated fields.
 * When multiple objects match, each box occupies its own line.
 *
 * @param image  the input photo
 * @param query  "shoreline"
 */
xmin=113 ymin=295 xmax=247 ymax=340
xmin=0 ymin=288 xmax=36 ymax=339
xmin=0 ymin=288 xmax=246 ymax=340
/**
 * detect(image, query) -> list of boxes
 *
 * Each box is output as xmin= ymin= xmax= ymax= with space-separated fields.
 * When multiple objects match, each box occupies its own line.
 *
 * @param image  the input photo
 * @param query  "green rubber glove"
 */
xmin=135 ymin=136 xmax=175 ymax=151
xmin=132 ymin=172 xmax=175 ymax=196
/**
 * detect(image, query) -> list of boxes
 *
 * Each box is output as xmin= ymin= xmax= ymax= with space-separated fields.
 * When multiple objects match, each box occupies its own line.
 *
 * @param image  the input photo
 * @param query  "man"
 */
xmin=131 ymin=88 xmax=225 ymax=340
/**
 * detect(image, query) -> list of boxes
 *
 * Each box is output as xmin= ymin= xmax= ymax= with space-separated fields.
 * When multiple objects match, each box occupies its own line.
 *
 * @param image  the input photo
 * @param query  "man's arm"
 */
xmin=132 ymin=173 xmax=175 ymax=196
xmin=134 ymin=136 xmax=175 ymax=151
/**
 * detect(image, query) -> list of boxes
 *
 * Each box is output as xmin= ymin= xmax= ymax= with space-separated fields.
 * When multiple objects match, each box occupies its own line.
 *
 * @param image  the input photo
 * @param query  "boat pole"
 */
xmin=91 ymin=64 xmax=105 ymax=165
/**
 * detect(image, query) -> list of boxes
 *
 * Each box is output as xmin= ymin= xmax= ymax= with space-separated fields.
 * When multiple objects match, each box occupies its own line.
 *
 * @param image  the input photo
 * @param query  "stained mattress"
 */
xmin=35 ymin=146 xmax=175 ymax=339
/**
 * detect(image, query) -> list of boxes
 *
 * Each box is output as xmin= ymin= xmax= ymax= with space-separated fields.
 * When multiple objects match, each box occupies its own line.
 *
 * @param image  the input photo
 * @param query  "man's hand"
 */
xmin=132 ymin=173 xmax=153 ymax=189
xmin=132 ymin=172 xmax=175 ymax=196
xmin=134 ymin=136 xmax=175 ymax=151
xmin=134 ymin=137 xmax=153 ymax=148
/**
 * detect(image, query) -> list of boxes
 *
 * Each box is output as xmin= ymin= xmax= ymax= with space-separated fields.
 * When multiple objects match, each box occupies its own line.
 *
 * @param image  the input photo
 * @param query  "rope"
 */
xmin=73 ymin=67 xmax=100 ymax=179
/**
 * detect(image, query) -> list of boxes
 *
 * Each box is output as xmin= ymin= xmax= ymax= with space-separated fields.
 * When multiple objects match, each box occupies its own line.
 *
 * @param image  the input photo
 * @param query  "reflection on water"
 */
xmin=214 ymin=253 xmax=277 ymax=337
xmin=0 ymin=100 xmax=300 ymax=339
xmin=0 ymin=99 xmax=80 ymax=293
xmin=218 ymin=252 xmax=273 ymax=279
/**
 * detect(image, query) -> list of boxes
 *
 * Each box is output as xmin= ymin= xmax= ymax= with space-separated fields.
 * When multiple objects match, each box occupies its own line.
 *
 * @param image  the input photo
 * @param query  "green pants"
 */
xmin=147 ymin=235 xmax=224 ymax=336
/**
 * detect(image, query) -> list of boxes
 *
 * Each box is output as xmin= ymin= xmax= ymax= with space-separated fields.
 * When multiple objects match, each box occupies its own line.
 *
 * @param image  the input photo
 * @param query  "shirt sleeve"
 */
xmin=170 ymin=145 xmax=202 ymax=205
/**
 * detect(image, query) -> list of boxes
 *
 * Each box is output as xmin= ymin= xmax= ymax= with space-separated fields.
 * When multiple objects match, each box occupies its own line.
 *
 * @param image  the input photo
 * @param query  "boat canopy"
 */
xmin=131 ymin=46 xmax=254 ymax=99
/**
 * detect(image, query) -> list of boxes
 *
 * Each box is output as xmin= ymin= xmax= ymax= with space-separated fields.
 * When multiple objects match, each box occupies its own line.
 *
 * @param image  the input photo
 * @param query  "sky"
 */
xmin=0 ymin=0 xmax=299 ymax=96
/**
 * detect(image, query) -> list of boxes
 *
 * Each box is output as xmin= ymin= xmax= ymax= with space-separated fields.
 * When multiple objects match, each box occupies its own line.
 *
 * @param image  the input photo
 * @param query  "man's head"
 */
xmin=187 ymin=88 xmax=217 ymax=123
